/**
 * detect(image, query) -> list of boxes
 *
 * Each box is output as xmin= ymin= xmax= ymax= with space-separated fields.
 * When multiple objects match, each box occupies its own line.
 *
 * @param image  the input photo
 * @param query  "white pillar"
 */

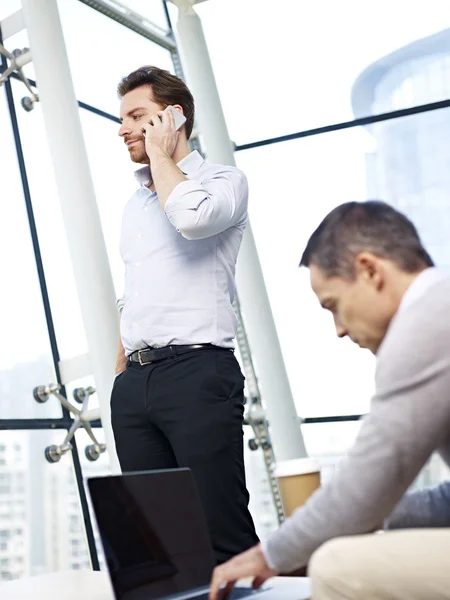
xmin=21 ymin=0 xmax=120 ymax=472
xmin=171 ymin=1 xmax=307 ymax=461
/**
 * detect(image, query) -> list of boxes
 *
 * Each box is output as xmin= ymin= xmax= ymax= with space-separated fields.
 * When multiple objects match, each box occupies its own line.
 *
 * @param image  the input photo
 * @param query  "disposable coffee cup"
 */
xmin=275 ymin=457 xmax=321 ymax=517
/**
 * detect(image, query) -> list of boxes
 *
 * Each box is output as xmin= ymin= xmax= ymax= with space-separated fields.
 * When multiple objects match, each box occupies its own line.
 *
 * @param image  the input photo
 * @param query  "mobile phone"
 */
xmin=164 ymin=105 xmax=187 ymax=131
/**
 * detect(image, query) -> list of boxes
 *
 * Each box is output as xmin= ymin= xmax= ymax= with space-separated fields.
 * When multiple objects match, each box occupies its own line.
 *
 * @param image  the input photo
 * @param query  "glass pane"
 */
xmin=0 ymin=86 xmax=59 ymax=419
xmin=0 ymin=0 xmax=20 ymax=21
xmin=116 ymin=0 xmax=169 ymax=31
xmin=236 ymin=106 xmax=450 ymax=418
xmin=302 ymin=422 xmax=450 ymax=491
xmin=0 ymin=430 xmax=90 ymax=581
xmin=79 ymin=108 xmax=138 ymax=298
xmin=57 ymin=0 xmax=174 ymax=115
xmin=236 ymin=127 xmax=375 ymax=419
xmin=10 ymin=79 xmax=89 ymax=361
xmin=365 ymin=108 xmax=450 ymax=267
xmin=302 ymin=421 xmax=362 ymax=483
xmin=196 ymin=0 xmax=450 ymax=144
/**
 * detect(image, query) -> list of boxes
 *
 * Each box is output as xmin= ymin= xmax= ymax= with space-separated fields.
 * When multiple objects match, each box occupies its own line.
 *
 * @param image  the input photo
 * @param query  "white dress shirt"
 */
xmin=118 ymin=150 xmax=248 ymax=356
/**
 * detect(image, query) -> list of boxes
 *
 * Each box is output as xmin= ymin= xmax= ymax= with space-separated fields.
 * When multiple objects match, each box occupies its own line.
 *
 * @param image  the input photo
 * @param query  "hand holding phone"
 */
xmin=141 ymin=105 xmax=185 ymax=158
xmin=142 ymin=106 xmax=186 ymax=136
xmin=164 ymin=105 xmax=186 ymax=131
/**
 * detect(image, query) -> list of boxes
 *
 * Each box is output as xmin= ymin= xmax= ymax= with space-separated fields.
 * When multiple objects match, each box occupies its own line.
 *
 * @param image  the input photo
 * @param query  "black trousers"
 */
xmin=110 ymin=346 xmax=259 ymax=564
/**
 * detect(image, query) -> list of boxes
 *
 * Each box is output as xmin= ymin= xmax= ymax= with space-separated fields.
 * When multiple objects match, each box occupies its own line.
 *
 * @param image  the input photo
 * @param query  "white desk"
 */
xmin=0 ymin=570 xmax=311 ymax=599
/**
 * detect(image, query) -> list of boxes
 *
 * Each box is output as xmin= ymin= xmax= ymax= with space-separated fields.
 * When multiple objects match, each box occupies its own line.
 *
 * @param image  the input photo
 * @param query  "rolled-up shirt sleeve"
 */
xmin=164 ymin=166 xmax=248 ymax=240
xmin=116 ymin=297 xmax=125 ymax=313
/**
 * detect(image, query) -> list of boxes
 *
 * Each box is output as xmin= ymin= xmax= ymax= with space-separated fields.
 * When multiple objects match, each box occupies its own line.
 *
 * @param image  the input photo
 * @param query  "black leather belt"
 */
xmin=128 ymin=344 xmax=215 ymax=366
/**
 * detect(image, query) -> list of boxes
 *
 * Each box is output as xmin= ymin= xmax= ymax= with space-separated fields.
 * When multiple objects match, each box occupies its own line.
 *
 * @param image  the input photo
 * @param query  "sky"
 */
xmin=1 ymin=0 xmax=450 ymax=421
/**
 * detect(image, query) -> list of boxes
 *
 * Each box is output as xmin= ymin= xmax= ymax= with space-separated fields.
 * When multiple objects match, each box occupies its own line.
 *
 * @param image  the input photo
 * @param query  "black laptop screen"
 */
xmin=88 ymin=469 xmax=216 ymax=599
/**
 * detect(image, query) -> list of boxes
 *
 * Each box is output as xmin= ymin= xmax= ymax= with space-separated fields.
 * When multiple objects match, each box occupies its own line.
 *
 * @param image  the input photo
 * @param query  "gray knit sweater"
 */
xmin=264 ymin=274 xmax=450 ymax=572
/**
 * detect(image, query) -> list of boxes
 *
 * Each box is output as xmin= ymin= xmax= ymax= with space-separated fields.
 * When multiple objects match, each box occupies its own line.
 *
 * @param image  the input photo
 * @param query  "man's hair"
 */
xmin=300 ymin=200 xmax=434 ymax=278
xmin=117 ymin=66 xmax=195 ymax=139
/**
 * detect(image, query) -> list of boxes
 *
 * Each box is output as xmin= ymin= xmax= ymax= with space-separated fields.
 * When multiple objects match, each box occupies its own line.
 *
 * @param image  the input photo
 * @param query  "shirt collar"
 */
xmin=397 ymin=267 xmax=449 ymax=316
xmin=134 ymin=150 xmax=205 ymax=188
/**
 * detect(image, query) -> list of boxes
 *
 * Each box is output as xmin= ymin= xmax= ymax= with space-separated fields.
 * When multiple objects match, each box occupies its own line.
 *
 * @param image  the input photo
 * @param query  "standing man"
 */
xmin=111 ymin=66 xmax=258 ymax=564
xmin=210 ymin=200 xmax=450 ymax=599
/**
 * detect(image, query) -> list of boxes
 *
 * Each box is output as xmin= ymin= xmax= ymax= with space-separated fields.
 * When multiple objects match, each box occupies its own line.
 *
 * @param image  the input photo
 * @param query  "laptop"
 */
xmin=88 ymin=468 xmax=310 ymax=600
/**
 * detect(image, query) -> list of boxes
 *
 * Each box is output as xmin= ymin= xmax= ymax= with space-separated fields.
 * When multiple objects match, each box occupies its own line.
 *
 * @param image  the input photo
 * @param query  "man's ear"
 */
xmin=172 ymin=104 xmax=184 ymax=115
xmin=354 ymin=252 xmax=384 ymax=290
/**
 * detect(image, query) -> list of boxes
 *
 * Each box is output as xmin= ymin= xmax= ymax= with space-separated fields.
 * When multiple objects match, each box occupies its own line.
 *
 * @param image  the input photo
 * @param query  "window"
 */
xmin=0 ymin=431 xmax=90 ymax=580
xmin=236 ymin=126 xmax=376 ymax=418
xmin=2 ymin=0 xmax=450 ymax=580
xmin=0 ymin=89 xmax=58 ymax=419
xmin=56 ymin=0 xmax=174 ymax=114
xmin=197 ymin=0 xmax=450 ymax=144
xmin=236 ymin=106 xmax=450 ymax=418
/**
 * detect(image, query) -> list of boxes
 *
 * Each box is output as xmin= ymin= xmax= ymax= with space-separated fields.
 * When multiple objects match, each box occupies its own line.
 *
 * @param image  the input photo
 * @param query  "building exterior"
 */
xmin=351 ymin=28 xmax=450 ymax=487
xmin=0 ymin=359 xmax=106 ymax=581
xmin=352 ymin=28 xmax=450 ymax=267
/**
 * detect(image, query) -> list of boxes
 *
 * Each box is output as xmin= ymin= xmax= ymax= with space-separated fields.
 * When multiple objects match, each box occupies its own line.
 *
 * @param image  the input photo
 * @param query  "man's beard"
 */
xmin=129 ymin=140 xmax=148 ymax=164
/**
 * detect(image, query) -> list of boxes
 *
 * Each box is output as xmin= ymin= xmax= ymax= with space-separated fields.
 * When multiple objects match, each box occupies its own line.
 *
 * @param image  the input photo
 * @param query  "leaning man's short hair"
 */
xmin=300 ymin=200 xmax=434 ymax=279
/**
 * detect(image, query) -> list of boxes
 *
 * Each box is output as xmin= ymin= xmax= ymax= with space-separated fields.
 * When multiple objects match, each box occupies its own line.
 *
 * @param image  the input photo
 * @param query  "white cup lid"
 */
xmin=275 ymin=457 xmax=321 ymax=477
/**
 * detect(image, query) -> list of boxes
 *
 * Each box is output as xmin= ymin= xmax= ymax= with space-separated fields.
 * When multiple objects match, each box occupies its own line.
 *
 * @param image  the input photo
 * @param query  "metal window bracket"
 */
xmin=0 ymin=43 xmax=38 ymax=111
xmin=33 ymin=383 xmax=106 ymax=463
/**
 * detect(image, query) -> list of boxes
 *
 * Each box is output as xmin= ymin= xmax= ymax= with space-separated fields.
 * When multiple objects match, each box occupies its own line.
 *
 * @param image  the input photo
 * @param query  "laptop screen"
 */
xmin=88 ymin=469 xmax=216 ymax=599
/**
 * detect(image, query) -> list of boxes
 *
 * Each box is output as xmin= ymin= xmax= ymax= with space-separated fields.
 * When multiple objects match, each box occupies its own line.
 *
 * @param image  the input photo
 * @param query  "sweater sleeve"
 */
xmin=263 ymin=305 xmax=450 ymax=572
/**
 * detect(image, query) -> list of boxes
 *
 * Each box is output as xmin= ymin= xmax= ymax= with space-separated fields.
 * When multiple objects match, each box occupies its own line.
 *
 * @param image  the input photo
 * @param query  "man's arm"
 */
xmin=115 ymin=311 xmax=127 ymax=375
xmin=116 ymin=331 xmax=127 ymax=375
xmin=150 ymin=146 xmax=248 ymax=241
xmin=262 ymin=313 xmax=450 ymax=573
xmin=143 ymin=108 xmax=187 ymax=209
xmin=143 ymin=109 xmax=248 ymax=240
xmin=209 ymin=297 xmax=450 ymax=599
xmin=163 ymin=167 xmax=248 ymax=240
xmin=385 ymin=480 xmax=450 ymax=530
xmin=149 ymin=146 xmax=187 ymax=209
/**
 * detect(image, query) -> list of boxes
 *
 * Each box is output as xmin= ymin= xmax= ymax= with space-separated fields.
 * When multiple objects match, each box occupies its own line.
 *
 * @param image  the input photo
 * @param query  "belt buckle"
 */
xmin=138 ymin=349 xmax=152 ymax=366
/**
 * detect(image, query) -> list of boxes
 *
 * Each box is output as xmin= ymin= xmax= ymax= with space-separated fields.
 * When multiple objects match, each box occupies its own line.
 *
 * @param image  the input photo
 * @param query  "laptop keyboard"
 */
xmin=193 ymin=587 xmax=265 ymax=599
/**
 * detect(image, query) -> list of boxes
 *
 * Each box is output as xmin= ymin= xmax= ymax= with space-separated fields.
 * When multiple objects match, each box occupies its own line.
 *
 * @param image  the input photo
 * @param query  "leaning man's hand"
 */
xmin=209 ymin=544 xmax=278 ymax=600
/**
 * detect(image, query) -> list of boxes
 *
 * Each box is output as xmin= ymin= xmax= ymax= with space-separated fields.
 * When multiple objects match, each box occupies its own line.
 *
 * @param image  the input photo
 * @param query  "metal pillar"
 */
xmin=169 ymin=0 xmax=307 ymax=461
xmin=21 ymin=0 xmax=120 ymax=472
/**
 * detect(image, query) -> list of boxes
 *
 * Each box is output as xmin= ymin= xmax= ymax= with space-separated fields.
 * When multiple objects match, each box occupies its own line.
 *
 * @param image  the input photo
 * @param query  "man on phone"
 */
xmin=111 ymin=66 xmax=258 ymax=564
